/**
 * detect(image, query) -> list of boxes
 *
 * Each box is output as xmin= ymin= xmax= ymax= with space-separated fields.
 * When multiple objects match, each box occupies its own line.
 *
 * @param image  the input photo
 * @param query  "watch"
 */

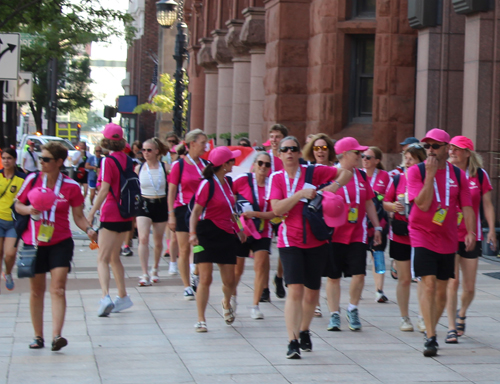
xmin=374 ymin=226 xmax=383 ymax=232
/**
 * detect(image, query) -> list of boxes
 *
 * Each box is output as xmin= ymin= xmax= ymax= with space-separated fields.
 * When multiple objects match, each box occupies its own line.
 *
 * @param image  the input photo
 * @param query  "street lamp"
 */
xmin=156 ymin=0 xmax=187 ymax=138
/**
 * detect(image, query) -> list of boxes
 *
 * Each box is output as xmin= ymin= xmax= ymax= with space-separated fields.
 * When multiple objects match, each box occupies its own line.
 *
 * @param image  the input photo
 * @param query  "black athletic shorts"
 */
xmin=34 ymin=238 xmax=74 ymax=274
xmin=327 ymin=242 xmax=368 ymax=279
xmin=137 ymin=196 xmax=168 ymax=223
xmin=457 ymin=241 xmax=481 ymax=259
xmin=195 ymin=220 xmax=238 ymax=265
xmin=174 ymin=205 xmax=189 ymax=232
xmin=390 ymin=240 xmax=412 ymax=261
xmin=235 ymin=237 xmax=272 ymax=257
xmin=100 ymin=221 xmax=133 ymax=233
xmin=279 ymin=244 xmax=329 ymax=290
xmin=412 ymin=247 xmax=455 ymax=280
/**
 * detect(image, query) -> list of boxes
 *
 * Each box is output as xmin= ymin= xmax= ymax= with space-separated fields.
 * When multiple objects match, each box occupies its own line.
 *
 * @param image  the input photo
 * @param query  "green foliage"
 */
xmin=234 ymin=132 xmax=249 ymax=140
xmin=207 ymin=133 xmax=216 ymax=139
xmin=219 ymin=133 xmax=231 ymax=140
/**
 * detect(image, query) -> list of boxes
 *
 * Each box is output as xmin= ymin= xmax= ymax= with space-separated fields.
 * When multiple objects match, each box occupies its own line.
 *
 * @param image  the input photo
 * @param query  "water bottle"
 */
xmin=373 ymin=250 xmax=386 ymax=274
xmin=397 ymin=194 xmax=406 ymax=215
xmin=307 ymin=191 xmax=323 ymax=212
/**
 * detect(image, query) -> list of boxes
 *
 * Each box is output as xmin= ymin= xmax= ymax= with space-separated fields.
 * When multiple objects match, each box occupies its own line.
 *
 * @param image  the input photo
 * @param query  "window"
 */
xmin=349 ymin=35 xmax=375 ymax=123
xmin=353 ymin=0 xmax=376 ymax=18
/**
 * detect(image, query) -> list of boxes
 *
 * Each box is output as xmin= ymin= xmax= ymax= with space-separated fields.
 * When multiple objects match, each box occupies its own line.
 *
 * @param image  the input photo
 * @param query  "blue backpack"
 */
xmin=108 ymin=155 xmax=141 ymax=219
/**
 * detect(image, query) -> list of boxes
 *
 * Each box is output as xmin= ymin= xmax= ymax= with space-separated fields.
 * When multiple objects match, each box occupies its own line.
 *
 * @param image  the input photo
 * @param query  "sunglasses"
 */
xmin=349 ymin=150 xmax=361 ymax=155
xmin=280 ymin=146 xmax=300 ymax=153
xmin=167 ymin=140 xmax=177 ymax=144
xmin=257 ymin=160 xmax=271 ymax=168
xmin=313 ymin=145 xmax=328 ymax=152
xmin=361 ymin=154 xmax=373 ymax=160
xmin=40 ymin=156 xmax=55 ymax=163
xmin=144 ymin=148 xmax=154 ymax=153
xmin=423 ymin=143 xmax=447 ymax=150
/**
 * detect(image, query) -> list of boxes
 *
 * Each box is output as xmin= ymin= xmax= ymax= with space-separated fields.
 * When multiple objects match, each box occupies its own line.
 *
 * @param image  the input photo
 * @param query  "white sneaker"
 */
xmin=111 ymin=295 xmax=133 ymax=313
xmin=400 ymin=316 xmax=414 ymax=332
xmin=250 ymin=306 xmax=264 ymax=320
xmin=169 ymin=262 xmax=178 ymax=275
xmin=417 ymin=317 xmax=426 ymax=333
xmin=138 ymin=274 xmax=151 ymax=286
xmin=150 ymin=268 xmax=159 ymax=283
xmin=230 ymin=295 xmax=237 ymax=314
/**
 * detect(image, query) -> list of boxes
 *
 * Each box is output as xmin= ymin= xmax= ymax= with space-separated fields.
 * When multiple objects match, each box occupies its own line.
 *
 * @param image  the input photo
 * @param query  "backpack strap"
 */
xmin=303 ymin=165 xmax=315 ymax=244
xmin=452 ymin=164 xmax=461 ymax=187
xmin=358 ymin=169 xmax=367 ymax=182
xmin=393 ymin=173 xmax=400 ymax=191
xmin=246 ymin=172 xmax=261 ymax=212
xmin=417 ymin=162 xmax=461 ymax=188
xmin=107 ymin=155 xmax=126 ymax=202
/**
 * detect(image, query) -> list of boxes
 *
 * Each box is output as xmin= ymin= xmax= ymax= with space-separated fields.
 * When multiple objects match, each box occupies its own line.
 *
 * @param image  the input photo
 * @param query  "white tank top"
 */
xmin=139 ymin=163 xmax=166 ymax=197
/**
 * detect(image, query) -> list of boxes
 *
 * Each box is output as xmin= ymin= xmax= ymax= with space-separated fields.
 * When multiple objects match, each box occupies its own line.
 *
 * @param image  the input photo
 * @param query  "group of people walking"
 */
xmin=0 ymin=123 xmax=495 ymax=360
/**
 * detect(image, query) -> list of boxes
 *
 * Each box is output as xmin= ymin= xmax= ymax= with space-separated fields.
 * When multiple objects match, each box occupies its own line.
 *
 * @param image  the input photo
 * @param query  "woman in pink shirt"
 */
xmin=445 ymin=136 xmax=496 ymax=343
xmin=268 ymin=136 xmax=351 ymax=359
xmin=362 ymin=146 xmax=390 ymax=303
xmin=189 ymin=146 xmax=245 ymax=333
xmin=16 ymin=142 xmax=96 ymax=351
xmin=88 ymin=123 xmax=134 ymax=317
xmin=384 ymin=144 xmax=427 ymax=333
xmin=168 ymin=129 xmax=207 ymax=300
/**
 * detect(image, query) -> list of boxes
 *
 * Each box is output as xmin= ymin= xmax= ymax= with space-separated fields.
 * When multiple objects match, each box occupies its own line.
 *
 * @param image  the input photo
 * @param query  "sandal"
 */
xmin=314 ymin=306 xmax=322 ymax=318
xmin=391 ymin=262 xmax=398 ymax=280
xmin=221 ymin=300 xmax=235 ymax=325
xmin=445 ymin=330 xmax=458 ymax=344
xmin=194 ymin=321 xmax=208 ymax=333
xmin=51 ymin=335 xmax=68 ymax=351
xmin=29 ymin=336 xmax=44 ymax=349
xmin=456 ymin=310 xmax=466 ymax=337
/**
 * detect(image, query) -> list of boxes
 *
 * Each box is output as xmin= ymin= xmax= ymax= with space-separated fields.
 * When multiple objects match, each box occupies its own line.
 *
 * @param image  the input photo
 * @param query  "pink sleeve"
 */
xmin=232 ymin=175 xmax=246 ymax=195
xmin=69 ymin=184 xmax=85 ymax=207
xmin=407 ymin=165 xmax=422 ymax=202
xmin=195 ymin=179 xmax=210 ymax=207
xmin=268 ymin=173 xmax=284 ymax=201
xmin=169 ymin=161 xmax=180 ymax=186
xmin=384 ymin=178 xmax=395 ymax=202
xmin=365 ymin=180 xmax=375 ymax=200
xmin=102 ymin=157 xmax=115 ymax=185
xmin=481 ymin=169 xmax=493 ymax=195
xmin=313 ymin=166 xmax=338 ymax=185
xmin=17 ymin=175 xmax=36 ymax=204
xmin=459 ymin=170 xmax=472 ymax=208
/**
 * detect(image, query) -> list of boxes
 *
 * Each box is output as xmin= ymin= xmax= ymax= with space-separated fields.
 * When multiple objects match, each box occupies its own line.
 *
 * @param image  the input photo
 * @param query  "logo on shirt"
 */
xmin=10 ymin=186 xmax=17 ymax=193
xmin=378 ymin=180 xmax=385 ymax=186
xmin=57 ymin=193 xmax=68 ymax=203
xmin=449 ymin=179 xmax=458 ymax=188
xmin=359 ymin=183 xmax=366 ymax=191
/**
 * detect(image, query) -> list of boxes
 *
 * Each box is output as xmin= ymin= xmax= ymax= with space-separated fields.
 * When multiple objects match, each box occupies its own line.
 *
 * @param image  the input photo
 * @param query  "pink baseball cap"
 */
xmin=28 ymin=187 xmax=57 ymax=212
xmin=450 ymin=136 xmax=474 ymax=151
xmin=262 ymin=140 xmax=271 ymax=146
xmin=334 ymin=137 xmax=368 ymax=154
xmin=103 ymin=123 xmax=123 ymax=140
xmin=240 ymin=215 xmax=262 ymax=240
xmin=321 ymin=191 xmax=347 ymax=228
xmin=422 ymin=128 xmax=450 ymax=144
xmin=208 ymin=146 xmax=241 ymax=167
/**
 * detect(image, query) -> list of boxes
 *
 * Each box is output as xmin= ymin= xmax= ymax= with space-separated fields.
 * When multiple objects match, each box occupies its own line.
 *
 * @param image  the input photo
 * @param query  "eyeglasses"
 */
xmin=280 ymin=146 xmax=300 ymax=153
xmin=40 ymin=156 xmax=55 ymax=163
xmin=423 ymin=143 xmax=447 ymax=150
xmin=257 ymin=160 xmax=271 ymax=168
xmin=313 ymin=145 xmax=328 ymax=152
xmin=361 ymin=154 xmax=373 ymax=160
xmin=144 ymin=148 xmax=154 ymax=153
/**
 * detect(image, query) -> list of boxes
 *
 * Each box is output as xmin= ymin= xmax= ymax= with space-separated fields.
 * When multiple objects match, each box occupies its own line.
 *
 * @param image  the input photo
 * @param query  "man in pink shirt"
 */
xmin=407 ymin=128 xmax=475 ymax=357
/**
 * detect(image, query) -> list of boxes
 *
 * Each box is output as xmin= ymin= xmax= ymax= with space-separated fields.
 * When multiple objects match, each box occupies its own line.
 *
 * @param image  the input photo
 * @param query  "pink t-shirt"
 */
xmin=365 ymin=169 xmax=390 ymax=195
xmin=384 ymin=174 xmax=411 ymax=245
xmin=268 ymin=150 xmax=283 ymax=173
xmin=100 ymin=152 xmax=133 ymax=223
xmin=17 ymin=173 xmax=84 ymax=246
xmin=332 ymin=168 xmax=375 ymax=245
xmin=195 ymin=177 xmax=237 ymax=234
xmin=457 ymin=169 xmax=492 ymax=242
xmin=407 ymin=162 xmax=471 ymax=254
xmin=267 ymin=164 xmax=338 ymax=249
xmin=169 ymin=159 xmax=206 ymax=208
xmin=232 ymin=173 xmax=272 ymax=238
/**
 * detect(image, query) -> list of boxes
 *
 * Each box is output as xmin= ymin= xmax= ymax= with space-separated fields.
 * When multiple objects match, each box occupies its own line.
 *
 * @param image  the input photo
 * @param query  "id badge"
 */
xmin=457 ymin=212 xmax=464 ymax=226
xmin=37 ymin=223 xmax=55 ymax=242
xmin=432 ymin=208 xmax=448 ymax=226
xmin=348 ymin=207 xmax=359 ymax=224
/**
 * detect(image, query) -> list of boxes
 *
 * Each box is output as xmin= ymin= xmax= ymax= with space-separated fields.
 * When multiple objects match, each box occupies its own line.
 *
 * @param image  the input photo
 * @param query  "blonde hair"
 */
xmin=302 ymin=133 xmax=337 ymax=164
xmin=467 ymin=150 xmax=484 ymax=178
xmin=144 ymin=137 xmax=168 ymax=156
xmin=177 ymin=129 xmax=207 ymax=153
xmin=368 ymin=146 xmax=385 ymax=170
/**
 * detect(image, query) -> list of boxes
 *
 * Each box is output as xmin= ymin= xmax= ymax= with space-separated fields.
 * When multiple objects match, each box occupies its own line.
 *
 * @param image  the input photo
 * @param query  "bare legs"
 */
xmin=137 ymin=217 xmax=167 ymax=275
xmin=176 ymin=231 xmax=191 ymax=288
xmin=97 ymin=228 xmax=127 ymax=298
xmin=395 ymin=260 xmax=412 ymax=317
xmin=253 ymin=251 xmax=270 ymax=306
xmin=284 ymin=284 xmax=319 ymax=340
xmin=420 ymin=275 xmax=448 ymax=338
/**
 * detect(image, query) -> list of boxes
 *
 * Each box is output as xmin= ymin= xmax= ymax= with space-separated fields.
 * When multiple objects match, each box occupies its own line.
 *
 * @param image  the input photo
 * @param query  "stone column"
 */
xmin=197 ymin=37 xmax=219 ymax=136
xmin=241 ymin=7 xmax=266 ymax=145
xmin=227 ymin=20 xmax=251 ymax=145
xmin=187 ymin=45 xmax=206 ymax=131
xmin=212 ymin=30 xmax=234 ymax=142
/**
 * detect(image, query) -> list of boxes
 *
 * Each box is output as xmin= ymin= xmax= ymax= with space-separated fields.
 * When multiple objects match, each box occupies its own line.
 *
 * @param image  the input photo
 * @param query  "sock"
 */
xmin=347 ymin=303 xmax=357 ymax=312
xmin=330 ymin=311 xmax=340 ymax=316
xmin=170 ymin=261 xmax=177 ymax=267
xmin=190 ymin=263 xmax=195 ymax=273
xmin=377 ymin=289 xmax=384 ymax=294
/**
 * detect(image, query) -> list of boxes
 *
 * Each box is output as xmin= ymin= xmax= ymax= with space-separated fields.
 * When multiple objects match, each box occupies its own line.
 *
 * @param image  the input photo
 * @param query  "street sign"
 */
xmin=3 ymin=72 xmax=33 ymax=102
xmin=0 ymin=33 xmax=21 ymax=80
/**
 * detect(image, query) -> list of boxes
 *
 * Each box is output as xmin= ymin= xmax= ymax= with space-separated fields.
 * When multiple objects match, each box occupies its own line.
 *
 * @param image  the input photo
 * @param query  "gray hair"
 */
xmin=337 ymin=153 xmax=344 ymax=160
xmin=279 ymin=136 xmax=300 ymax=151
xmin=185 ymin=129 xmax=206 ymax=145
xmin=254 ymin=151 xmax=271 ymax=163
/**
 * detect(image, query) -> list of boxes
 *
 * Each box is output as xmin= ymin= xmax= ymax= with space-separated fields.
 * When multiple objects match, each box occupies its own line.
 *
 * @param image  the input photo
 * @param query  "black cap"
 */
xmin=399 ymin=137 xmax=419 ymax=146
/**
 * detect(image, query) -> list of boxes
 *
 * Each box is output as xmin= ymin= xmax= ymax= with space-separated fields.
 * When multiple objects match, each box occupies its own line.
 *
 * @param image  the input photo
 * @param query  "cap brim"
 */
xmin=231 ymin=149 xmax=242 ymax=159
xmin=356 ymin=145 xmax=369 ymax=151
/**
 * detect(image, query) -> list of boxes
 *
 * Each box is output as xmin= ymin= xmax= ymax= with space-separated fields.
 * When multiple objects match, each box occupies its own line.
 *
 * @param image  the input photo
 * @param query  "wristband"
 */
xmin=86 ymin=226 xmax=93 ymax=232
xmin=374 ymin=226 xmax=383 ymax=232
xmin=334 ymin=181 xmax=341 ymax=188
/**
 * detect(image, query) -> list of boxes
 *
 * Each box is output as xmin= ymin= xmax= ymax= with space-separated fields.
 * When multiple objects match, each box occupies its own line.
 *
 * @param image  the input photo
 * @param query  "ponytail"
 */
xmin=202 ymin=163 xmax=222 ymax=180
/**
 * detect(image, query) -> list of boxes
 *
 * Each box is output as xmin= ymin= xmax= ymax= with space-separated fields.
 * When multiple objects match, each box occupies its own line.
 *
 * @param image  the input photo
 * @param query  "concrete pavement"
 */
xmin=2 ymin=235 xmax=500 ymax=383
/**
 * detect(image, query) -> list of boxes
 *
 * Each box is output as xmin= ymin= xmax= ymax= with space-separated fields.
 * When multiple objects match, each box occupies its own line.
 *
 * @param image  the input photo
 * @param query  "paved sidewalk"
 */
xmin=2 ymin=236 xmax=500 ymax=383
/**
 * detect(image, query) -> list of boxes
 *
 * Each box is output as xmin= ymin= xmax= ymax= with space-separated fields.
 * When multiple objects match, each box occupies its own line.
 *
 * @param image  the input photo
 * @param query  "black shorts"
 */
xmin=34 ymin=238 xmax=74 ymax=274
xmin=195 ymin=220 xmax=238 ymax=265
xmin=235 ymin=237 xmax=272 ymax=257
xmin=390 ymin=240 xmax=412 ymax=261
xmin=279 ymin=244 xmax=329 ymax=290
xmin=137 ymin=197 xmax=168 ymax=223
xmin=328 ymin=242 xmax=368 ymax=279
xmin=412 ymin=247 xmax=455 ymax=280
xmin=457 ymin=241 xmax=481 ymax=259
xmin=174 ymin=205 xmax=189 ymax=232
xmin=100 ymin=221 xmax=133 ymax=233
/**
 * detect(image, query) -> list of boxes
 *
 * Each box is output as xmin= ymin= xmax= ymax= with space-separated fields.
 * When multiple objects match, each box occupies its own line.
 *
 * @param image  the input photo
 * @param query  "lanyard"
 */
xmin=433 ymin=163 xmax=450 ymax=208
xmin=0 ymin=176 xmax=14 ymax=200
xmin=343 ymin=170 xmax=360 ymax=206
xmin=252 ymin=173 xmax=268 ymax=212
xmin=284 ymin=167 xmax=301 ymax=198
xmin=368 ymin=168 xmax=378 ymax=189
xmin=269 ymin=150 xmax=276 ymax=173
xmin=145 ymin=162 xmax=163 ymax=195
xmin=187 ymin=154 xmax=204 ymax=176
xmin=214 ymin=176 xmax=235 ymax=215
xmin=42 ymin=173 xmax=63 ymax=223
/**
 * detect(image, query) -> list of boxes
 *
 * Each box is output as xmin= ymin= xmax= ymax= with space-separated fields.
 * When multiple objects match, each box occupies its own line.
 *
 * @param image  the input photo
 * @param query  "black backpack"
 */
xmin=302 ymin=165 xmax=333 ymax=243
xmin=108 ymin=155 xmax=141 ymax=219
xmin=234 ymin=173 xmax=264 ymax=233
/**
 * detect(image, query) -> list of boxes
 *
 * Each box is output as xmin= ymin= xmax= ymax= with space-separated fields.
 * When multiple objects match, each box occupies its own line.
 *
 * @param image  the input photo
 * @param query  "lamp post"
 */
xmin=156 ymin=0 xmax=187 ymax=138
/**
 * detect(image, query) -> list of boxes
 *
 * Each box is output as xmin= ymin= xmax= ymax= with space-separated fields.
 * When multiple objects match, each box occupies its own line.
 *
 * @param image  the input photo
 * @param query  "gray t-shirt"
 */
xmin=23 ymin=150 xmax=38 ymax=172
